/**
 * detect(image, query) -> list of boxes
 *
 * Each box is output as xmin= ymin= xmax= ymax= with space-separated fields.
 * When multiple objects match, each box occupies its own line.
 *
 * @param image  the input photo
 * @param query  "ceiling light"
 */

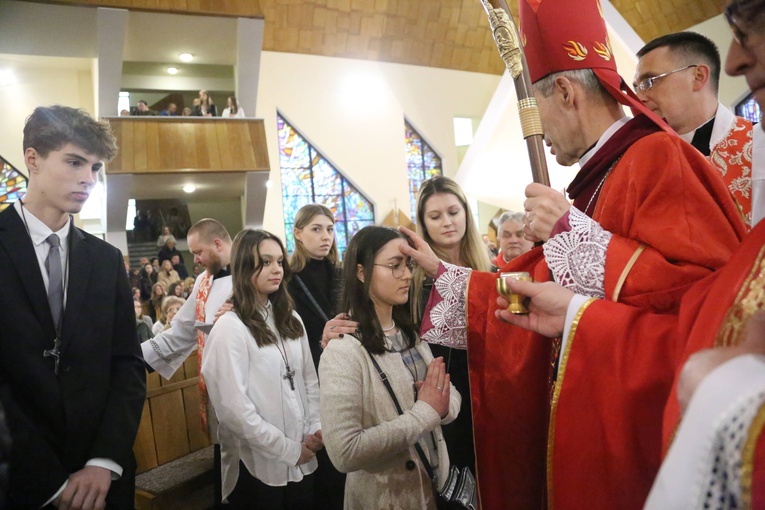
xmin=265 ymin=180 xmax=273 ymax=188
xmin=167 ymin=67 xmax=179 ymax=75
xmin=183 ymin=184 xmax=196 ymax=193
xmin=179 ymin=53 xmax=193 ymax=62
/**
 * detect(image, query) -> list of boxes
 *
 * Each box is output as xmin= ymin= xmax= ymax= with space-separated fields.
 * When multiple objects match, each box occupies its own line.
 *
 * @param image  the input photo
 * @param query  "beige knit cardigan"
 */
xmin=319 ymin=335 xmax=462 ymax=510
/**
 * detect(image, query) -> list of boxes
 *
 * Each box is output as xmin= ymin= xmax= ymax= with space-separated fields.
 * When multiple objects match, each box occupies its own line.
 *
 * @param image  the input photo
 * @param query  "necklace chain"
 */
xmin=382 ymin=321 xmax=396 ymax=332
xmin=274 ymin=335 xmax=296 ymax=391
xmin=583 ymin=158 xmax=621 ymax=217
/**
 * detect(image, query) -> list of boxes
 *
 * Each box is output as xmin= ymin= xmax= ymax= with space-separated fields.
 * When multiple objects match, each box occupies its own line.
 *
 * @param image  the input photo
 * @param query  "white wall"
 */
xmin=0 ymin=55 xmax=94 ymax=172
xmin=187 ymin=198 xmax=243 ymax=236
xmin=256 ymin=51 xmax=501 ymax=241
xmin=687 ymin=14 xmax=751 ymax=107
xmin=0 ymin=1 xmax=97 ymax=59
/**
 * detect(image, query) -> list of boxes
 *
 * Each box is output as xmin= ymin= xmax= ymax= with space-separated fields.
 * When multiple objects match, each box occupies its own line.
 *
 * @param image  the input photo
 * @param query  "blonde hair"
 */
xmin=411 ymin=176 xmax=491 ymax=322
xmin=158 ymin=296 xmax=185 ymax=331
xmin=289 ymin=204 xmax=339 ymax=273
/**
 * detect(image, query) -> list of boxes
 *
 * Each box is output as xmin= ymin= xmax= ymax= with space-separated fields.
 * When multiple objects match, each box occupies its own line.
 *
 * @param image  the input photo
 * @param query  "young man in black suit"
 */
xmin=0 ymin=106 xmax=146 ymax=509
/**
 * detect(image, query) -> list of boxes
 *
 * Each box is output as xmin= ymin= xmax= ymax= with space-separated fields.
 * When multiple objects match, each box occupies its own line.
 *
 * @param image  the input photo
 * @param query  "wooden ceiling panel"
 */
xmin=23 ymin=0 xmax=728 ymax=75
xmin=259 ymin=0 xmax=728 ymax=75
xmin=611 ymin=0 xmax=727 ymax=44
xmin=260 ymin=0 xmax=507 ymax=74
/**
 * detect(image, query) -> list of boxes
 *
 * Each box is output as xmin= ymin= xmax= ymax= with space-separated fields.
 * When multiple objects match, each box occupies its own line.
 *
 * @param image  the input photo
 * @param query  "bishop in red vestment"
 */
xmin=411 ymin=1 xmax=748 ymax=509
xmin=477 ymin=3 xmax=765 ymax=507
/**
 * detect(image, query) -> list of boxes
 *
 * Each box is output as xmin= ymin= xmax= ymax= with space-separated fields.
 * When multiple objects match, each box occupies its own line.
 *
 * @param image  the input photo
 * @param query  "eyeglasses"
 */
xmin=725 ymin=0 xmax=764 ymax=48
xmin=634 ymin=64 xmax=698 ymax=92
xmin=374 ymin=259 xmax=416 ymax=279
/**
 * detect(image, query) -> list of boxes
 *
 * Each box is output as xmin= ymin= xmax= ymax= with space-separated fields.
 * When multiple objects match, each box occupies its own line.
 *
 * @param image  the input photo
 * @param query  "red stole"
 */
xmin=196 ymin=272 xmax=213 ymax=431
xmin=708 ymin=115 xmax=754 ymax=226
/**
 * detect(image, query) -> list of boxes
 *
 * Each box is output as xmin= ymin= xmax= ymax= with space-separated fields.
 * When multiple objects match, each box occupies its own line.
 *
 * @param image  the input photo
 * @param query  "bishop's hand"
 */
xmin=523 ymin=183 xmax=570 ymax=242
xmin=495 ymin=278 xmax=574 ymax=338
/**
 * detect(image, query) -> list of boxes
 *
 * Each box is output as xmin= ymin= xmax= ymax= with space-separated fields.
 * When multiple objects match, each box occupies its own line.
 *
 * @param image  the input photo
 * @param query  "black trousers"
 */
xmin=226 ymin=462 xmax=314 ymax=510
xmin=429 ymin=344 xmax=476 ymax=476
xmin=313 ymin=447 xmax=346 ymax=509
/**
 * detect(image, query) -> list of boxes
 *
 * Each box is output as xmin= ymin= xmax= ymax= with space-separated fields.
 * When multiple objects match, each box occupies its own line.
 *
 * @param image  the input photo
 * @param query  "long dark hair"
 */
xmin=230 ymin=229 xmax=303 ymax=347
xmin=341 ymin=226 xmax=417 ymax=355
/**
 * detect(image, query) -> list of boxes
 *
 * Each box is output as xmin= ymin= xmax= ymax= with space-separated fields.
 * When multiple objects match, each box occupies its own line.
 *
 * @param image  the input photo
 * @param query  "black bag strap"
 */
xmin=294 ymin=275 xmax=330 ymax=323
xmin=365 ymin=350 xmax=436 ymax=482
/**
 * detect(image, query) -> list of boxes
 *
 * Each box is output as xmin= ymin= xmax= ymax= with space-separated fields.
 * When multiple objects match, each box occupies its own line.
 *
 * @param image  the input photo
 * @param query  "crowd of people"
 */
xmin=125 ymin=235 xmax=204 ymax=348
xmin=119 ymin=90 xmax=245 ymax=118
xmin=1 ymin=0 xmax=763 ymax=509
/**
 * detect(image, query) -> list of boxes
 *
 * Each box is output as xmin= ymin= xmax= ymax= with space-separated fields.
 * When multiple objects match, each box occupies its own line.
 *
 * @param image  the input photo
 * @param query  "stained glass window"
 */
xmin=278 ymin=113 xmax=375 ymax=256
xmin=405 ymin=120 xmax=442 ymax=223
xmin=0 ymin=158 xmax=28 ymax=212
xmin=735 ymin=93 xmax=762 ymax=123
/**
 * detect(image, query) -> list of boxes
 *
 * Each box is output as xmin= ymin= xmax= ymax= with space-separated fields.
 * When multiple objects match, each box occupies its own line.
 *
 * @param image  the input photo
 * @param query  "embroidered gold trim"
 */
xmin=611 ymin=244 xmax=647 ymax=302
xmin=716 ymin=245 xmax=765 ymax=347
xmin=741 ymin=401 xmax=765 ymax=510
xmin=547 ymin=297 xmax=597 ymax=509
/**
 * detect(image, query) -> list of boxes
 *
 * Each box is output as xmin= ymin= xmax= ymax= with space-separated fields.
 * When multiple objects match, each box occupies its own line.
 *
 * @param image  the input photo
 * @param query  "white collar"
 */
xmin=579 ymin=117 xmax=632 ymax=169
xmin=678 ymin=103 xmax=735 ymax=149
xmin=13 ymin=200 xmax=71 ymax=247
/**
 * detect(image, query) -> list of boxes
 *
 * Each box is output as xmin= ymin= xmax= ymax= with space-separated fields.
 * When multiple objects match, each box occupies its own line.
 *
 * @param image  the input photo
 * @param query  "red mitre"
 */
xmin=518 ymin=0 xmax=670 ymax=131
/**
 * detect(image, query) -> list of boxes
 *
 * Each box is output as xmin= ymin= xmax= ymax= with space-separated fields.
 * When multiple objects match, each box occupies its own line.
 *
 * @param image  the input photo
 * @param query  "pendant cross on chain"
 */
xmin=283 ymin=364 xmax=296 ymax=391
xmin=43 ymin=337 xmax=62 ymax=375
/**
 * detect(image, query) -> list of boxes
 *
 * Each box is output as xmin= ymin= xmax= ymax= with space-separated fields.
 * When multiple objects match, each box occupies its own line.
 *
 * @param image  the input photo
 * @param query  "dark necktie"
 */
xmin=45 ymin=234 xmax=64 ymax=329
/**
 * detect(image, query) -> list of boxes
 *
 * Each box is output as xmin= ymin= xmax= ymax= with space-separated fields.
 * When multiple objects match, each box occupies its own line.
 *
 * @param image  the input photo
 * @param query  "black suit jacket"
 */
xmin=0 ymin=206 xmax=146 ymax=508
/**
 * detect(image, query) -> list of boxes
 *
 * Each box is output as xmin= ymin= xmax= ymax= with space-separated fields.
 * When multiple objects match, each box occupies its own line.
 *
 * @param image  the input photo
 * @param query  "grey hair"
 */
xmin=498 ymin=211 xmax=524 ymax=226
xmin=533 ymin=69 xmax=610 ymax=102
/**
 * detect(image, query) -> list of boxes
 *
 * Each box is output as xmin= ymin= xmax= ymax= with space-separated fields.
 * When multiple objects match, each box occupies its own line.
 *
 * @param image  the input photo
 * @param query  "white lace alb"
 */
xmin=697 ymin=388 xmax=765 ymax=509
xmin=421 ymin=263 xmax=471 ymax=349
xmin=543 ymin=206 xmax=611 ymax=299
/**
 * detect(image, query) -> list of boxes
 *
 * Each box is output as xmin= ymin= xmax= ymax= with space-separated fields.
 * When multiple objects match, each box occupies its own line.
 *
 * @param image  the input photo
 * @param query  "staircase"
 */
xmin=127 ymin=241 xmax=159 ymax=269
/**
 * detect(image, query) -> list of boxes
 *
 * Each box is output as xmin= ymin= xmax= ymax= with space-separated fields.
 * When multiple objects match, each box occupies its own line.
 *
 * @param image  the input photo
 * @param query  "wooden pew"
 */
xmin=133 ymin=354 xmax=214 ymax=509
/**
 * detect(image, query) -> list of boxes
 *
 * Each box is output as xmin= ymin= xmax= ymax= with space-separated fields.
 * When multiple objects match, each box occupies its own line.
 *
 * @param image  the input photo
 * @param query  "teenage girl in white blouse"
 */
xmin=202 ymin=229 xmax=321 ymax=509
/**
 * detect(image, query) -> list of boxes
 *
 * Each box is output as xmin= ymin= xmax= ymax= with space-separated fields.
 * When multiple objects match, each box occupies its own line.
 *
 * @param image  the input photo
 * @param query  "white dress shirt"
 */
xmin=220 ymin=107 xmax=245 ymax=118
xmin=13 ymin=200 xmax=69 ymax=302
xmin=202 ymin=307 xmax=320 ymax=500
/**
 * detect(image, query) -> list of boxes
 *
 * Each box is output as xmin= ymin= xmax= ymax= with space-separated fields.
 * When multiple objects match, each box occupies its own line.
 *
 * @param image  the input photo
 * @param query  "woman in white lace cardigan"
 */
xmin=319 ymin=226 xmax=461 ymax=509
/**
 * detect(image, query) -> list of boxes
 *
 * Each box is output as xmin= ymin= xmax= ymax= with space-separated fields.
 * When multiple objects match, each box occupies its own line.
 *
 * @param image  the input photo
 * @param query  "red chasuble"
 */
xmin=462 ymin=118 xmax=748 ymax=510
xmin=566 ymin=220 xmax=765 ymax=510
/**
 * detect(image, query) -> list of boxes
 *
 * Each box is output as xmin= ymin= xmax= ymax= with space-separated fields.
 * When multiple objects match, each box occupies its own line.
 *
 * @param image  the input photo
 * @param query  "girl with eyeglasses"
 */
xmin=319 ymin=226 xmax=461 ymax=509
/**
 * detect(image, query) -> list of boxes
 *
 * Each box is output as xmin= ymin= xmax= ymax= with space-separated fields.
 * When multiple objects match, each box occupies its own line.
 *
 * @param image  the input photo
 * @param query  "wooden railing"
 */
xmin=134 ymin=355 xmax=210 ymax=473
xmin=106 ymin=117 xmax=270 ymax=174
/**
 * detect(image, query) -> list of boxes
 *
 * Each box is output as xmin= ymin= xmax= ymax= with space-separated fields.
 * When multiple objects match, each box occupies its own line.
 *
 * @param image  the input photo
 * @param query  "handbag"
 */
xmin=365 ymin=349 xmax=478 ymax=510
